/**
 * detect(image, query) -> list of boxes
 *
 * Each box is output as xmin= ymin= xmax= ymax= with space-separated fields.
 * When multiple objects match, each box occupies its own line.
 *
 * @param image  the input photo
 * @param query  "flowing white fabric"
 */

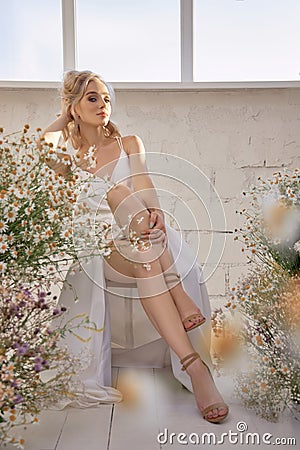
xmin=58 ymin=139 xmax=212 ymax=406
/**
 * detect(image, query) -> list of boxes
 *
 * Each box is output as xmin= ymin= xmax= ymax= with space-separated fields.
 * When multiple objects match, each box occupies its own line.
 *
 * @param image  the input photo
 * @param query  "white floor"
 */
xmin=3 ymin=366 xmax=299 ymax=450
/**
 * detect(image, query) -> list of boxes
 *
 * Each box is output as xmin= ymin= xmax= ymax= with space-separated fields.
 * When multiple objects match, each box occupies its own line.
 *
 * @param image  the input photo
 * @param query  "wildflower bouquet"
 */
xmin=0 ymin=279 xmax=92 ymax=448
xmin=0 ymin=125 xmax=151 ymax=447
xmin=0 ymin=126 xmax=117 ymax=447
xmin=0 ymin=125 xmax=78 ymax=284
xmin=237 ymin=169 xmax=300 ymax=274
xmin=0 ymin=125 xmax=149 ymax=286
xmin=212 ymin=169 xmax=300 ymax=421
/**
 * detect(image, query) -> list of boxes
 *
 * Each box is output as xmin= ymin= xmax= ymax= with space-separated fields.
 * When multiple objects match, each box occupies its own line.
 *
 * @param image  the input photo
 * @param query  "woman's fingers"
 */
xmin=141 ymin=228 xmax=166 ymax=244
xmin=148 ymin=212 xmax=166 ymax=232
xmin=149 ymin=212 xmax=157 ymax=229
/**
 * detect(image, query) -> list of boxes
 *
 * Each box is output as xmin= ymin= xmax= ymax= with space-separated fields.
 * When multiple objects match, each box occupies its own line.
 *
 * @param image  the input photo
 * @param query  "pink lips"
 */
xmin=97 ymin=112 xmax=107 ymax=117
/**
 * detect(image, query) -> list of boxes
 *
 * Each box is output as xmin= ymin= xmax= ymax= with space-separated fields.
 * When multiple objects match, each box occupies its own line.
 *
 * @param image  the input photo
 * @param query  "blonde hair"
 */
xmin=61 ymin=70 xmax=121 ymax=149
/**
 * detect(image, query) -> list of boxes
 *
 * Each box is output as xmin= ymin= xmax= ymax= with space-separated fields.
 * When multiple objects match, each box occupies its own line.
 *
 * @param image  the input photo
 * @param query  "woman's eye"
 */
xmin=104 ymin=98 xmax=110 ymax=103
xmin=88 ymin=97 xmax=97 ymax=102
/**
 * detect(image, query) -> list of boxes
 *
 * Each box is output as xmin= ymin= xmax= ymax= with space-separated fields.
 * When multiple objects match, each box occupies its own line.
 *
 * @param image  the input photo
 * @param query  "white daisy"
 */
xmin=100 ymin=247 xmax=112 ymax=257
xmin=47 ymin=210 xmax=60 ymax=220
xmin=0 ymin=221 xmax=8 ymax=232
xmin=6 ymin=210 xmax=17 ymax=222
xmin=24 ymin=206 xmax=33 ymax=215
xmin=11 ymin=201 xmax=20 ymax=212
xmin=0 ymin=242 xmax=8 ymax=253
xmin=14 ymin=189 xmax=25 ymax=199
xmin=294 ymin=240 xmax=300 ymax=253
xmin=83 ymin=145 xmax=96 ymax=160
xmin=0 ymin=234 xmax=7 ymax=244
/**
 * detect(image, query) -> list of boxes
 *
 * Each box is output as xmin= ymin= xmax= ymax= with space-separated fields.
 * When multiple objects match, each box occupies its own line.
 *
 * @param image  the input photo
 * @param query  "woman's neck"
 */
xmin=79 ymin=124 xmax=109 ymax=148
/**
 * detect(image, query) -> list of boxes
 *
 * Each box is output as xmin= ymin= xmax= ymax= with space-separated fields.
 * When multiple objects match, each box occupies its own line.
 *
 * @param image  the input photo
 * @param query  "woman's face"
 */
xmin=74 ymin=78 xmax=112 ymax=127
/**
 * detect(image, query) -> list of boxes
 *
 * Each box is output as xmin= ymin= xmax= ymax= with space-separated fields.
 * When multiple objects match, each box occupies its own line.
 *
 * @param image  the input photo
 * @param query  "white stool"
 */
xmin=105 ymin=279 xmax=171 ymax=368
xmin=105 ymin=279 xmax=161 ymax=349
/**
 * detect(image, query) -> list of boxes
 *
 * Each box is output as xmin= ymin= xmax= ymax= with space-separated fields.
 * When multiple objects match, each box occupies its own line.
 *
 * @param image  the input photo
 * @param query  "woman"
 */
xmin=42 ymin=70 xmax=228 ymax=423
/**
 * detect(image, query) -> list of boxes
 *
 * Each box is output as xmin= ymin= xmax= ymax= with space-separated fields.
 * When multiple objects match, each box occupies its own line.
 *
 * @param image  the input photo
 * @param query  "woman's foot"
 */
xmin=181 ymin=352 xmax=228 ymax=423
xmin=163 ymin=272 xmax=206 ymax=331
xmin=182 ymin=311 xmax=206 ymax=331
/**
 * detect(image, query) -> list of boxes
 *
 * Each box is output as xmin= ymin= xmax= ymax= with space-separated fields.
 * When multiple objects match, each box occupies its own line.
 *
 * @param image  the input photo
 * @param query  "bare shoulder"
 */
xmin=121 ymin=135 xmax=145 ymax=155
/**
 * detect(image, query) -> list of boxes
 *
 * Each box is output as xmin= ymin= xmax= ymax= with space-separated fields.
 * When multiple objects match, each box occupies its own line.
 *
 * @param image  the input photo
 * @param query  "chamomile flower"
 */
xmin=6 ymin=210 xmax=17 ymax=222
xmin=293 ymin=240 xmax=300 ymax=253
xmin=0 ymin=242 xmax=9 ymax=253
xmin=0 ymin=220 xmax=8 ymax=232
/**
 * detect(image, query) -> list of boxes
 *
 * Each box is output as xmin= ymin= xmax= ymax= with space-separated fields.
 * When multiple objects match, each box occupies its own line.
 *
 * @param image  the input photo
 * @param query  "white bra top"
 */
xmin=75 ymin=136 xmax=133 ymax=214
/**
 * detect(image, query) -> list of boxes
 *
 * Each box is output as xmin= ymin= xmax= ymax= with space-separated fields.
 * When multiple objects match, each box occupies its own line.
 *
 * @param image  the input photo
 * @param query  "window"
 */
xmin=0 ymin=0 xmax=63 ymax=81
xmin=194 ymin=0 xmax=300 ymax=82
xmin=76 ymin=0 xmax=181 ymax=82
xmin=0 ymin=0 xmax=299 ymax=85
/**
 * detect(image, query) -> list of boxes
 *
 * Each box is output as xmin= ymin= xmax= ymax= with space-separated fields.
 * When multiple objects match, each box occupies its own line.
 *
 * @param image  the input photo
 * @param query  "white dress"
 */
xmin=58 ymin=137 xmax=212 ymax=407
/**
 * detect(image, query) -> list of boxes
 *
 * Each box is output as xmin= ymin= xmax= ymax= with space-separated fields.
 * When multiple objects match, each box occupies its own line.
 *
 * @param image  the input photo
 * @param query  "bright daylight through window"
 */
xmin=194 ymin=0 xmax=300 ymax=82
xmin=76 ymin=0 xmax=181 ymax=82
xmin=0 ymin=0 xmax=299 ymax=83
xmin=0 ymin=0 xmax=63 ymax=81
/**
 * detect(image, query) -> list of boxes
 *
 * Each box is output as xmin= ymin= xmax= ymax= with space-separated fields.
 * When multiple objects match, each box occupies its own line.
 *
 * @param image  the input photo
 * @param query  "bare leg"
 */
xmin=107 ymin=184 xmax=205 ymax=330
xmin=151 ymin=243 xmax=206 ymax=330
xmin=104 ymin=184 xmax=228 ymax=421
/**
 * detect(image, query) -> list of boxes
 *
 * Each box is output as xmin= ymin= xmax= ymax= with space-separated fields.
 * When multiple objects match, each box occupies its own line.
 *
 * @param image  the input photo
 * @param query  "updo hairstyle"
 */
xmin=61 ymin=70 xmax=120 ymax=149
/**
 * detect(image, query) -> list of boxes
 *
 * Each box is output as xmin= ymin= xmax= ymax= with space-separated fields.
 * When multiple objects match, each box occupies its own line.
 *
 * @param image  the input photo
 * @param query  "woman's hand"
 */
xmin=149 ymin=210 xmax=166 ymax=233
xmin=40 ymin=99 xmax=73 ymax=149
xmin=141 ymin=210 xmax=167 ymax=245
xmin=57 ymin=98 xmax=73 ymax=125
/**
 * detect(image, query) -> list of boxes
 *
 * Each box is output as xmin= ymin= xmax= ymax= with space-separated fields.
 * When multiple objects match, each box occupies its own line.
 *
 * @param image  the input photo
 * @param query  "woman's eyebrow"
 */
xmin=85 ymin=90 xmax=110 ymax=96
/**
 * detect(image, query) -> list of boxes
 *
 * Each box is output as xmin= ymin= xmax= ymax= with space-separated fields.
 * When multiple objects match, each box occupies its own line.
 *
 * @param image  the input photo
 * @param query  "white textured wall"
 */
xmin=1 ymin=87 xmax=300 ymax=307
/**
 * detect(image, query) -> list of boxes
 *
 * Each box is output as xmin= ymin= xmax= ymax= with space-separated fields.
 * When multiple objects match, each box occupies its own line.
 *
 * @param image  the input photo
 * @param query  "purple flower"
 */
xmin=34 ymin=363 xmax=42 ymax=372
xmin=34 ymin=356 xmax=43 ymax=372
xmin=23 ymin=288 xmax=32 ymax=296
xmin=34 ymin=356 xmax=43 ymax=364
xmin=15 ymin=343 xmax=29 ymax=356
xmin=38 ymin=290 xmax=46 ymax=299
xmin=13 ymin=394 xmax=23 ymax=404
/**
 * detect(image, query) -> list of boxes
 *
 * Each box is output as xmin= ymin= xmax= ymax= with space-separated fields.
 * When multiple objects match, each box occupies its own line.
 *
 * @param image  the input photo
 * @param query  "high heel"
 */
xmin=180 ymin=352 xmax=229 ymax=423
xmin=163 ymin=272 xmax=206 ymax=331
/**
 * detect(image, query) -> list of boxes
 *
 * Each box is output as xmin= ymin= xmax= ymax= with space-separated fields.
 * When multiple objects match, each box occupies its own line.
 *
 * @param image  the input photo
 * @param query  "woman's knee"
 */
xmin=106 ymin=184 xmax=151 ymax=235
xmin=106 ymin=183 xmax=131 ymax=212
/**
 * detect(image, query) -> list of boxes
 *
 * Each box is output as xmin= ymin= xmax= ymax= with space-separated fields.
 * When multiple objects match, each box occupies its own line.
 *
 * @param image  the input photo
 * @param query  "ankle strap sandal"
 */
xmin=179 ymin=352 xmax=229 ymax=423
xmin=163 ymin=272 xmax=206 ymax=332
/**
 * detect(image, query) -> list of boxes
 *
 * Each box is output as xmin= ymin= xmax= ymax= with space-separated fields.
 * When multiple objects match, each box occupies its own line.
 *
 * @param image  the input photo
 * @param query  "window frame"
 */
xmin=0 ymin=0 xmax=299 ymax=90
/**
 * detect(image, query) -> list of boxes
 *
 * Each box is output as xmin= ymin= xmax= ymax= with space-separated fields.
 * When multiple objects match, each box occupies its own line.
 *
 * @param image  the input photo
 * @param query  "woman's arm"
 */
xmin=124 ymin=135 xmax=166 ymax=230
xmin=41 ymin=116 xmax=68 ymax=148
xmin=39 ymin=102 xmax=72 ymax=178
xmin=41 ymin=98 xmax=72 ymax=147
